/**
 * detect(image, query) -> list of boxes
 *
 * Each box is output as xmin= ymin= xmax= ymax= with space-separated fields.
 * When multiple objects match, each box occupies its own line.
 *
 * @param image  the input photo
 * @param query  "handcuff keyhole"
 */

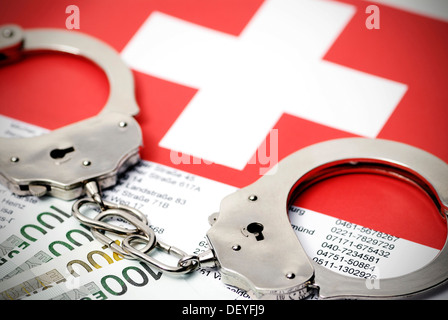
xmin=50 ymin=146 xmax=75 ymax=159
xmin=247 ymin=222 xmax=264 ymax=241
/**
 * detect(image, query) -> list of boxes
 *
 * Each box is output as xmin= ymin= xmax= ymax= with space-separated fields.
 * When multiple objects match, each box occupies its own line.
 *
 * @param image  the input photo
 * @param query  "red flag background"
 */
xmin=1 ymin=0 xmax=447 ymax=250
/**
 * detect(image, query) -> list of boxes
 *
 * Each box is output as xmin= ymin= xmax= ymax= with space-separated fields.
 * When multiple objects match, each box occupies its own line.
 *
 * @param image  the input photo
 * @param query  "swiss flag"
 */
xmin=0 ymin=0 xmax=447 ymax=250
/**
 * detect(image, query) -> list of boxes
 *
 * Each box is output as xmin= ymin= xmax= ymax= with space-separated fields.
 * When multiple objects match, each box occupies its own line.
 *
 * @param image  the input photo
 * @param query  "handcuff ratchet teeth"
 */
xmin=1 ymin=25 xmax=447 ymax=300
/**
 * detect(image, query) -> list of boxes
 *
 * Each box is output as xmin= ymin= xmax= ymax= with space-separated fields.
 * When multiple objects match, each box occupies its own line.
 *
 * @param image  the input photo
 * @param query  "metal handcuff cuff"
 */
xmin=1 ymin=25 xmax=448 ymax=300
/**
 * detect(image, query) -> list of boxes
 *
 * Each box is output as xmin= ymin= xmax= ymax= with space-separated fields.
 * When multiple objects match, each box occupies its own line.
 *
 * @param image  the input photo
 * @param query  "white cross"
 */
xmin=122 ymin=0 xmax=407 ymax=170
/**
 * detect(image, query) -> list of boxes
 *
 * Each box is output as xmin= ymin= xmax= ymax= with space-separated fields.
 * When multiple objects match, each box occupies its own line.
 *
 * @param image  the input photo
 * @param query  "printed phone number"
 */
xmin=330 ymin=220 xmax=399 ymax=242
xmin=312 ymin=256 xmax=377 ymax=279
xmin=310 ymin=219 xmax=401 ymax=279
xmin=312 ymin=245 xmax=382 ymax=280
xmin=322 ymin=220 xmax=399 ymax=260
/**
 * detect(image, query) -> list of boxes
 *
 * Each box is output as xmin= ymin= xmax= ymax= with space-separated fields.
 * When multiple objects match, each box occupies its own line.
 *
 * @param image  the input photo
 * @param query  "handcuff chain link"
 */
xmin=72 ymin=181 xmax=206 ymax=274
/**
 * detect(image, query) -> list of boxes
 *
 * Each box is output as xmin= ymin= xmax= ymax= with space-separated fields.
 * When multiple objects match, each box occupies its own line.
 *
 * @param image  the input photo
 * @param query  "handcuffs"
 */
xmin=1 ymin=24 xmax=448 ymax=300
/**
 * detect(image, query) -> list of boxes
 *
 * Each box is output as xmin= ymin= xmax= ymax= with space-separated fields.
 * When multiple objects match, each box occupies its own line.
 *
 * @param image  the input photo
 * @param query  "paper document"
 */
xmin=0 ymin=115 xmax=447 ymax=300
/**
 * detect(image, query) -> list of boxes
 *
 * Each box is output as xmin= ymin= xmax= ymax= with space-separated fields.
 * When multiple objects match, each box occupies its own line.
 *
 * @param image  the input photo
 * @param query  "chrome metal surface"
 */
xmin=122 ymin=235 xmax=201 ymax=274
xmin=75 ymin=182 xmax=214 ymax=275
xmin=90 ymin=210 xmax=156 ymax=260
xmin=0 ymin=24 xmax=141 ymax=200
xmin=207 ymin=138 xmax=448 ymax=299
xmin=2 ymin=25 xmax=448 ymax=301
